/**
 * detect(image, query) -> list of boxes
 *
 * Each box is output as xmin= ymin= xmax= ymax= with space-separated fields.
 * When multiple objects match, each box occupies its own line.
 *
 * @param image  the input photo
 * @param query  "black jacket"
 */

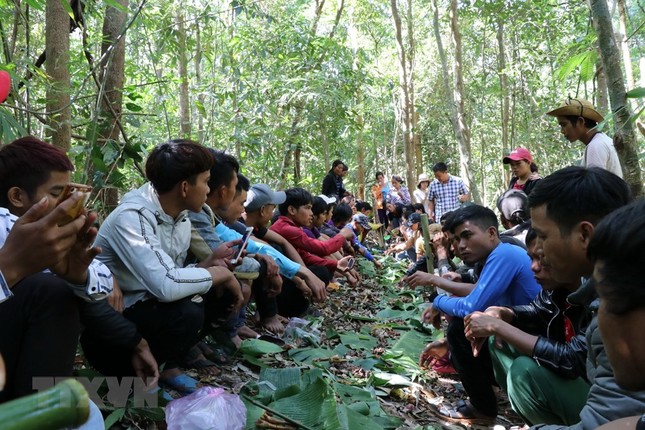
xmin=321 ymin=171 xmax=345 ymax=199
xmin=510 ymin=288 xmax=592 ymax=380
xmin=508 ymin=176 xmax=540 ymax=195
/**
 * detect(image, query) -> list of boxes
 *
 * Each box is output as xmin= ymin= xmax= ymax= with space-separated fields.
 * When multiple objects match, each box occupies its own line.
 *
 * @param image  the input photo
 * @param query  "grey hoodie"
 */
xmin=95 ymin=183 xmax=212 ymax=308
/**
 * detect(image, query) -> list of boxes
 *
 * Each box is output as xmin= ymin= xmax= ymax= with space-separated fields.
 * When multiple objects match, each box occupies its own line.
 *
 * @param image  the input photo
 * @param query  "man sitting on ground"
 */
xmin=406 ymin=205 xmax=540 ymax=424
xmin=465 ymin=227 xmax=591 ymax=425
xmin=94 ymin=140 xmax=242 ymax=395
xmin=526 ymin=166 xmax=645 ymax=429
xmin=589 ymin=199 xmax=645 ymax=429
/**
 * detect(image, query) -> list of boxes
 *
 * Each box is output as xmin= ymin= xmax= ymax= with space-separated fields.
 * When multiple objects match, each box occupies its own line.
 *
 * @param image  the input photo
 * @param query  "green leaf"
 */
xmin=338 ymin=332 xmax=377 ymax=351
xmin=125 ymin=102 xmax=143 ymax=112
xmin=288 ymin=347 xmax=334 ymax=365
xmin=239 ymin=338 xmax=283 ymax=355
xmin=104 ymin=408 xmax=126 ymax=429
xmin=626 ymin=87 xmax=645 ymax=98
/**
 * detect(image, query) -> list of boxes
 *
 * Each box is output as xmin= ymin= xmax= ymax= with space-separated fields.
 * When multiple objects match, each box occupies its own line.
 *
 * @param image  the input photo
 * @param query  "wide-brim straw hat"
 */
xmin=546 ymin=98 xmax=604 ymax=123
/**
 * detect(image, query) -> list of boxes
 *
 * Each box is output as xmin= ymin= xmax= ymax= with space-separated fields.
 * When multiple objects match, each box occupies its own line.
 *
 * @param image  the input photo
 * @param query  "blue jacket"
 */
xmin=433 ymin=242 xmax=539 ymax=318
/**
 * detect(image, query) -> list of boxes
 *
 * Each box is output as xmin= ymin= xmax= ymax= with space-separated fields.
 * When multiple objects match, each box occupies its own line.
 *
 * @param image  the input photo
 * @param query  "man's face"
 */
xmin=258 ymin=203 xmax=276 ymax=227
xmin=219 ymin=190 xmax=247 ymax=224
xmin=434 ymin=171 xmax=449 ymax=183
xmin=453 ymin=220 xmax=496 ymax=265
xmin=526 ymin=238 xmax=558 ymax=290
xmin=185 ymin=170 xmax=211 ymax=213
xmin=221 ymin=173 xmax=238 ymax=209
xmin=594 ymin=261 xmax=645 ymax=391
xmin=290 ymin=203 xmax=313 ymax=227
xmin=20 ymin=170 xmax=72 ymax=216
xmin=556 ymin=116 xmax=585 ymax=143
xmin=530 ymin=205 xmax=592 ymax=284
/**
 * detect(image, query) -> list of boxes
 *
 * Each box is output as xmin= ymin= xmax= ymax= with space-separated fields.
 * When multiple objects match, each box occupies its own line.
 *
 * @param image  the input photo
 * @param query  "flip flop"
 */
xmin=160 ymin=374 xmax=199 ymax=397
xmin=435 ymin=400 xmax=496 ymax=426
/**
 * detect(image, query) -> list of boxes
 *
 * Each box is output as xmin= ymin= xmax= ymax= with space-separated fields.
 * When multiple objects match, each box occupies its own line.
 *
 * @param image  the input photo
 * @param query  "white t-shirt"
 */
xmin=413 ymin=188 xmax=430 ymax=214
xmin=583 ymin=132 xmax=623 ymax=178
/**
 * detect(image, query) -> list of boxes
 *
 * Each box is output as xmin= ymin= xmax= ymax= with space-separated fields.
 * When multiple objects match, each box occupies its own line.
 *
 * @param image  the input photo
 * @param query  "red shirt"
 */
xmin=270 ymin=216 xmax=345 ymax=272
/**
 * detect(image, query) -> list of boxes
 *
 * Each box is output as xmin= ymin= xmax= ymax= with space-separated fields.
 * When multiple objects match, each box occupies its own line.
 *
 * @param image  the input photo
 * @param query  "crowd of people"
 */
xmin=0 ymin=97 xmax=642 ymax=430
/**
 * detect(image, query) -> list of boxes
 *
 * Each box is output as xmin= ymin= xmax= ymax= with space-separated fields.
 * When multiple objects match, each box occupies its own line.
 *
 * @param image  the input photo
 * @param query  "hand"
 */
xmin=442 ymin=271 xmax=461 ymax=282
xmin=421 ymin=304 xmax=442 ymax=329
xmin=339 ymin=227 xmax=355 ymax=240
xmin=483 ymin=306 xmax=514 ymax=323
xmin=336 ymin=255 xmax=354 ymax=272
xmin=373 ymin=260 xmax=383 ymax=270
xmin=131 ymin=339 xmax=159 ymax=389
xmin=0 ymin=194 xmax=90 ymax=287
xmin=255 ymin=254 xmax=279 ymax=277
xmin=458 ymin=194 xmax=468 ymax=203
xmin=300 ymin=269 xmax=327 ymax=302
xmin=107 ymin=278 xmax=124 ymax=313
xmin=293 ymin=276 xmax=313 ymax=300
xmin=197 ymin=240 xmax=241 ymax=268
xmin=464 ymin=311 xmax=501 ymax=339
xmin=406 ymin=271 xmax=440 ymax=288
xmin=51 ymin=210 xmax=102 ymax=285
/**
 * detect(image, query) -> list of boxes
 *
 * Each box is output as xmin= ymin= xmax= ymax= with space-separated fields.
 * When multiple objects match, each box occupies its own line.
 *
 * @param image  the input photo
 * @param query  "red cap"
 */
xmin=503 ymin=147 xmax=533 ymax=164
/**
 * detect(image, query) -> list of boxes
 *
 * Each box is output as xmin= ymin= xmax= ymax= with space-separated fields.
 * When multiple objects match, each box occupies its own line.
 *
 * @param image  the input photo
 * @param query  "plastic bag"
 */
xmin=283 ymin=317 xmax=321 ymax=347
xmin=165 ymin=387 xmax=246 ymax=430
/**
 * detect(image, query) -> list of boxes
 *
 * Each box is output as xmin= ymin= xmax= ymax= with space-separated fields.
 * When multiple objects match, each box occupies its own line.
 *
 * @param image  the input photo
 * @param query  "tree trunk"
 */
xmin=449 ymin=0 xmax=480 ymax=204
xmin=195 ymin=22 xmax=205 ymax=143
xmin=176 ymin=7 xmax=191 ymax=138
xmin=390 ymin=0 xmax=416 ymax=188
xmin=589 ymin=0 xmax=643 ymax=196
xmin=356 ymin=112 xmax=365 ymax=201
xmin=45 ymin=0 xmax=71 ymax=150
xmin=616 ymin=0 xmax=634 ymax=90
xmin=96 ymin=0 xmax=128 ymax=211
xmin=596 ymin=51 xmax=609 ymax=112
xmin=497 ymin=19 xmax=510 ymax=186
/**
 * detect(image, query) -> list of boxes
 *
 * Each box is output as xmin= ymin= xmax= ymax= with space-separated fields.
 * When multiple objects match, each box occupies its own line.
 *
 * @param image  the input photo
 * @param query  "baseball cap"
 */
xmin=244 ymin=184 xmax=286 ymax=212
xmin=318 ymin=194 xmax=337 ymax=205
xmin=496 ymin=189 xmax=529 ymax=221
xmin=406 ymin=212 xmax=421 ymax=227
xmin=352 ymin=213 xmax=372 ymax=230
xmin=503 ymin=148 xmax=533 ymax=164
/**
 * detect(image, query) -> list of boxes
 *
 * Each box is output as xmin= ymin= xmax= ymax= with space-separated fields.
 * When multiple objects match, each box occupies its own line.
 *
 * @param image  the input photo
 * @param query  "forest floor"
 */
xmin=101 ymin=250 xmax=526 ymax=430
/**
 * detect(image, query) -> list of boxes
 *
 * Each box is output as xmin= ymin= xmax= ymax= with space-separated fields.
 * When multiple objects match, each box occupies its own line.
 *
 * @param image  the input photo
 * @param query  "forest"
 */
xmin=0 ymin=0 xmax=643 ymax=211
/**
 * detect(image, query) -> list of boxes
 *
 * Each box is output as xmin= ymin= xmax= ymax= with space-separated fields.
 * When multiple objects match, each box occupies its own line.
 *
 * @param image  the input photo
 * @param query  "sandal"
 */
xmin=181 ymin=344 xmax=222 ymax=375
xmin=160 ymin=373 xmax=200 ymax=397
xmin=436 ymin=400 xmax=496 ymax=425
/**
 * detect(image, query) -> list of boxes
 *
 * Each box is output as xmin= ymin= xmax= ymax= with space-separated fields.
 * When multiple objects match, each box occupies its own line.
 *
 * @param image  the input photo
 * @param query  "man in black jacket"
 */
xmin=465 ymin=228 xmax=591 ymax=425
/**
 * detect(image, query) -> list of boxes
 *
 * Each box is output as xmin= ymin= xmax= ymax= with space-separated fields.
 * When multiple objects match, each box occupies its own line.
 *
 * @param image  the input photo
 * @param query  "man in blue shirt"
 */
xmin=408 ymin=204 xmax=539 ymax=423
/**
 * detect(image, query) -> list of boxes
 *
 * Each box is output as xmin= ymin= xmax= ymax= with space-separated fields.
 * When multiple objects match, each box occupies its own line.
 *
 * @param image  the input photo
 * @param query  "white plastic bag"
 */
xmin=165 ymin=387 xmax=246 ymax=430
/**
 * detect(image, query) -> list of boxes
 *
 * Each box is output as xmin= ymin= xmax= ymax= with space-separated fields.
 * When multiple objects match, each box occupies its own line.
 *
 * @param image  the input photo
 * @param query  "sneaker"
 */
xmin=234 ymin=256 xmax=260 ymax=280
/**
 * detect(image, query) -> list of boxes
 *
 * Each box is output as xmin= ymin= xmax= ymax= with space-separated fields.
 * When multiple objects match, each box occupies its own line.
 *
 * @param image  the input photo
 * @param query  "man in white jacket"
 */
xmin=94 ymin=140 xmax=241 ymax=395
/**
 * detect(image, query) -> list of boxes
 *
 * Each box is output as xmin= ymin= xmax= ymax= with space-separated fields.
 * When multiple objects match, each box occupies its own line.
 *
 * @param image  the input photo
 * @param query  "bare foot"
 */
xmin=231 ymin=335 xmax=242 ymax=349
xmin=237 ymin=325 xmax=259 ymax=339
xmin=261 ymin=314 xmax=285 ymax=334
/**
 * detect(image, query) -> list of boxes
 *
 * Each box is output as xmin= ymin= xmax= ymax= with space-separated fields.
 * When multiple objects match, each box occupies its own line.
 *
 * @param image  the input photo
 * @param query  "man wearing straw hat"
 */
xmin=546 ymin=98 xmax=623 ymax=178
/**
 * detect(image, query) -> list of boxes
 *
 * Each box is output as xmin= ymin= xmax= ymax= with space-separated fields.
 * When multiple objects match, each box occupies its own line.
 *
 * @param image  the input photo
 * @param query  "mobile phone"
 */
xmin=346 ymin=257 xmax=355 ymax=271
xmin=55 ymin=183 xmax=92 ymax=225
xmin=230 ymin=226 xmax=254 ymax=265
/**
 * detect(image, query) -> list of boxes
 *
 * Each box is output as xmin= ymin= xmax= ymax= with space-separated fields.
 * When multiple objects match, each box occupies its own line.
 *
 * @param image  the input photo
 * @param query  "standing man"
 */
xmin=428 ymin=162 xmax=470 ymax=223
xmin=321 ymin=159 xmax=348 ymax=200
xmin=546 ymin=98 xmax=622 ymax=178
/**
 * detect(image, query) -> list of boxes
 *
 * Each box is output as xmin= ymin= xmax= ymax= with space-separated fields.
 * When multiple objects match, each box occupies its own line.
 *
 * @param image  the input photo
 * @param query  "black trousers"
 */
xmin=276 ymin=265 xmax=331 ymax=317
xmin=82 ymin=295 xmax=205 ymax=377
xmin=0 ymin=273 xmax=80 ymax=402
xmin=447 ymin=317 xmax=498 ymax=416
